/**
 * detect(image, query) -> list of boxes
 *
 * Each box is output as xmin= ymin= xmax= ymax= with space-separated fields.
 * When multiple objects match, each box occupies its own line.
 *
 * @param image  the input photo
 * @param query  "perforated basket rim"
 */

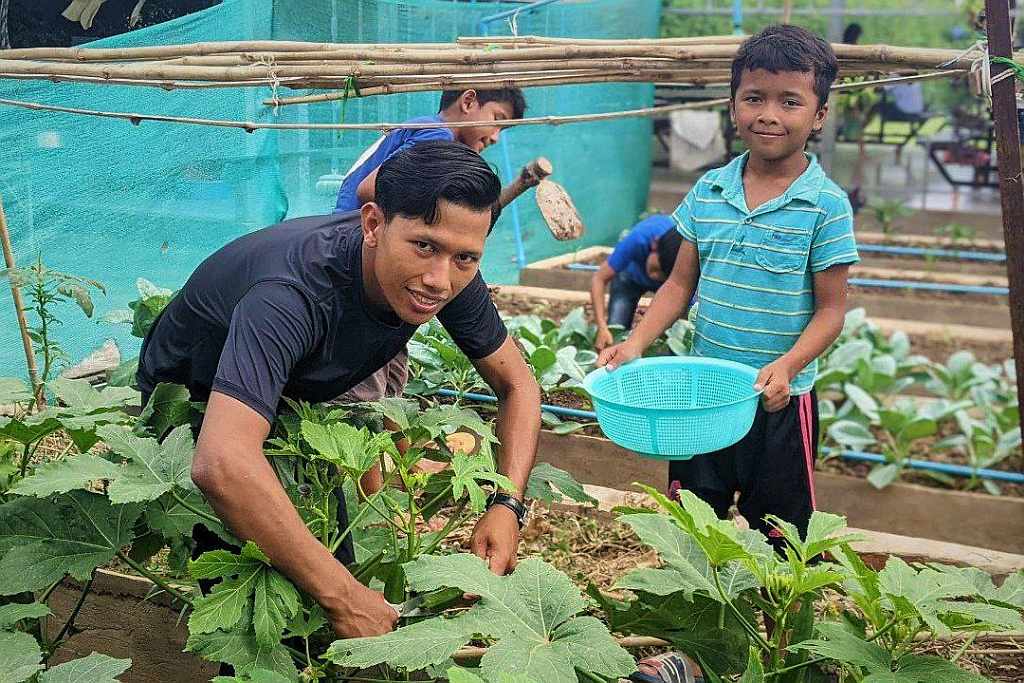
xmin=583 ymin=357 xmax=762 ymax=413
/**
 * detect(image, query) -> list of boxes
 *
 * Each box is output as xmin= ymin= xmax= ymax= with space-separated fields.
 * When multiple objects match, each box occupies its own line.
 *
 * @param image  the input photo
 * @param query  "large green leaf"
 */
xmin=0 ymin=491 xmax=140 ymax=594
xmin=891 ymin=654 xmax=990 ymax=683
xmin=614 ymin=513 xmax=719 ymax=599
xmin=98 ymin=424 xmax=195 ymax=504
xmin=789 ymin=622 xmax=891 ymax=673
xmin=38 ymin=653 xmax=131 ymax=683
xmin=137 ymin=383 xmax=192 ymax=439
xmin=0 ymin=602 xmax=51 ymax=629
xmin=107 ymin=356 xmax=140 ymax=388
xmin=525 ymin=462 xmax=597 ymax=506
xmin=0 ymin=412 xmax=63 ymax=447
xmin=449 ymin=451 xmax=515 ymax=511
xmin=9 ymin=454 xmax=120 ymax=497
xmin=0 ymin=630 xmax=42 ymax=683
xmin=0 ymin=378 xmax=34 ymax=405
xmin=589 ymin=586 xmax=748 ymax=674
xmin=185 ymin=603 xmax=297 ymax=681
xmin=738 ymin=647 xmax=765 ymax=683
xmin=49 ymin=377 xmax=137 ymax=414
xmin=145 ymin=490 xmax=234 ymax=546
xmin=188 ymin=542 xmax=300 ymax=654
xmin=212 ymin=670 xmax=293 ymax=683
xmin=300 ymin=420 xmax=383 ymax=477
xmin=326 ymin=554 xmax=635 ymax=683
xmin=828 ymin=420 xmax=876 ymax=450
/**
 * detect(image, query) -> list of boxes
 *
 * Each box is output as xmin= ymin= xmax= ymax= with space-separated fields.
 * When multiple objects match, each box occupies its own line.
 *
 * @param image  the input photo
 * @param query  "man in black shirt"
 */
xmin=139 ymin=141 xmax=541 ymax=639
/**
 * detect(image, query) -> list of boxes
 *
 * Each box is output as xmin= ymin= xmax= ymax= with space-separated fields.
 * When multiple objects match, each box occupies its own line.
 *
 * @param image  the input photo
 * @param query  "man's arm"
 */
xmin=754 ymin=264 xmax=851 ymax=412
xmin=597 ymin=239 xmax=700 ymax=369
xmin=192 ymin=391 xmax=398 ymax=637
xmin=467 ymin=335 xmax=541 ymax=575
xmin=590 ymin=262 xmax=617 ymax=351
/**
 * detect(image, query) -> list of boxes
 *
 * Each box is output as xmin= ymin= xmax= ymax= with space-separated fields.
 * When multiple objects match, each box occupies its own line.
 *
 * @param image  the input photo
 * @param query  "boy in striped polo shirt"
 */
xmin=600 ymin=25 xmax=858 ymax=556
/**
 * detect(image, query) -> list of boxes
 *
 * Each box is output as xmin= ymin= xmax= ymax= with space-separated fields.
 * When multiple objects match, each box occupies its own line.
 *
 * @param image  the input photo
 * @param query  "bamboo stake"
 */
xmin=0 ymin=194 xmax=41 ymax=408
xmin=0 ymin=95 xmax=732 ymax=131
xmin=782 ymin=0 xmax=794 ymax=23
xmin=456 ymin=34 xmax=747 ymax=47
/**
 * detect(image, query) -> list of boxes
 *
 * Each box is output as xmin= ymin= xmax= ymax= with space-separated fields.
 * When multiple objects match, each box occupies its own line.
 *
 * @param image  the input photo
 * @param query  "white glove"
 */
xmin=62 ymin=0 xmax=108 ymax=30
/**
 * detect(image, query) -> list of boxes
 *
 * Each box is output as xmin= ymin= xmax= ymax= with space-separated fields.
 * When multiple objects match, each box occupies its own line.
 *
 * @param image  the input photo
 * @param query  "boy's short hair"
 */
xmin=439 ymin=88 xmax=527 ymax=120
xmin=376 ymin=140 xmax=502 ymax=230
xmin=730 ymin=25 xmax=839 ymax=109
xmin=656 ymin=228 xmax=684 ymax=276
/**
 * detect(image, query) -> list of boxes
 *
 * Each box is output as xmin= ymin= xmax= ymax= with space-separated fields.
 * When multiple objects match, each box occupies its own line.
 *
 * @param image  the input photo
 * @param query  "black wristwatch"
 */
xmin=486 ymin=491 xmax=528 ymax=529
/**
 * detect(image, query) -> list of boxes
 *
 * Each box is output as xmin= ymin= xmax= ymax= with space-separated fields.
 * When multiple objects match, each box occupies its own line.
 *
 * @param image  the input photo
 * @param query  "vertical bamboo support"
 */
xmin=0 ymin=194 xmax=41 ymax=408
xmin=984 ymin=0 xmax=1024 ymax=459
xmin=782 ymin=0 xmax=794 ymax=23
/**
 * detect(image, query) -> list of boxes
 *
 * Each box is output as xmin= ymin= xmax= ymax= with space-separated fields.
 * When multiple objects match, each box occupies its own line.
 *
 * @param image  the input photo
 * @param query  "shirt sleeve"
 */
xmin=436 ymin=273 xmax=508 ymax=360
xmin=211 ymin=281 xmax=320 ymax=425
xmin=671 ymin=188 xmax=699 ymax=243
xmin=392 ymin=127 xmax=456 ymax=156
xmin=810 ymin=195 xmax=860 ymax=272
xmin=605 ymin=226 xmax=650 ymax=274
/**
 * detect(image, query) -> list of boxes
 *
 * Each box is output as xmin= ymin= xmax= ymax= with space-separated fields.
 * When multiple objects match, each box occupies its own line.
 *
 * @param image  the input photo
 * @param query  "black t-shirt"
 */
xmin=138 ymin=212 xmax=507 ymax=424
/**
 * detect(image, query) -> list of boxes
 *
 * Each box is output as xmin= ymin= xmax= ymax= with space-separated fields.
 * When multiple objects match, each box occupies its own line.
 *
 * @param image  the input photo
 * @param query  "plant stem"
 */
xmin=115 ymin=550 xmax=192 ymax=605
xmin=170 ymin=490 xmax=222 ymax=527
xmin=765 ymin=655 xmax=829 ymax=678
xmin=45 ymin=573 xmax=95 ymax=659
xmin=952 ymin=632 xmax=977 ymax=663
xmin=420 ymin=502 xmax=470 ymax=556
xmin=17 ymin=441 xmax=31 ymax=479
xmin=868 ymin=616 xmax=900 ymax=643
xmin=38 ymin=577 xmax=63 ymax=605
xmin=713 ymin=567 xmax=770 ymax=651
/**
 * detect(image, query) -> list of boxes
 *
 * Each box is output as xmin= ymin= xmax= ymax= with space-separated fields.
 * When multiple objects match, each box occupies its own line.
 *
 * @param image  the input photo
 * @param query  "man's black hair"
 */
xmin=656 ymin=227 xmax=684 ymax=277
xmin=730 ymin=25 xmax=839 ymax=109
xmin=439 ymin=87 xmax=527 ymax=120
xmin=375 ymin=140 xmax=503 ymax=229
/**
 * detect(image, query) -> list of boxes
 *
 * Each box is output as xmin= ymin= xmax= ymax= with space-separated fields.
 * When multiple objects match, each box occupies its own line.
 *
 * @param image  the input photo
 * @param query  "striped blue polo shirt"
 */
xmin=673 ymin=152 xmax=859 ymax=395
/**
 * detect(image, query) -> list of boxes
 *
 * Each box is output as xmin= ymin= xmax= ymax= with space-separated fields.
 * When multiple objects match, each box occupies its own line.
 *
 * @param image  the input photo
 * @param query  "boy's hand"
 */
xmin=594 ymin=326 xmax=615 ymax=351
xmin=596 ymin=340 xmax=641 ymax=371
xmin=754 ymin=360 xmax=794 ymax=412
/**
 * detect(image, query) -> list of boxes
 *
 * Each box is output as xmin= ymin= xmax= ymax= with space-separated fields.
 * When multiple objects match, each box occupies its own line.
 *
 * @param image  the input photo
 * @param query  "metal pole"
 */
xmin=732 ymin=0 xmax=743 ymax=35
xmin=0 ymin=195 xmax=41 ymax=408
xmin=984 ymin=0 xmax=1024 ymax=456
xmin=817 ymin=0 xmax=845 ymax=174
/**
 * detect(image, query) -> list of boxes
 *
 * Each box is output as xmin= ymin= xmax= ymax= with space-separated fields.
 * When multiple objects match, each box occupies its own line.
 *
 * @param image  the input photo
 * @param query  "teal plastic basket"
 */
xmin=583 ymin=357 xmax=761 ymax=459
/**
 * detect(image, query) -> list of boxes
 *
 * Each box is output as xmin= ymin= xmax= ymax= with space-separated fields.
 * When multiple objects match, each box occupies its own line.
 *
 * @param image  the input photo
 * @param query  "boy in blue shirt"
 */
xmin=589 ymin=214 xmax=683 ymax=350
xmin=334 ymin=87 xmax=525 ymax=406
xmin=600 ymin=25 xmax=858 ymax=561
xmin=334 ymin=87 xmax=526 ymax=214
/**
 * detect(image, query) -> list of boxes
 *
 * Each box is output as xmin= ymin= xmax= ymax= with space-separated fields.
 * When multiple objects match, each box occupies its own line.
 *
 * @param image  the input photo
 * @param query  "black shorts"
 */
xmin=668 ymin=390 xmax=819 ymax=552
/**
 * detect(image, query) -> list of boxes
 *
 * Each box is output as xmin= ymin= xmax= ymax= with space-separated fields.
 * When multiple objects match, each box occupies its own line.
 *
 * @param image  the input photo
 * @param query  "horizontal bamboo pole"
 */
xmin=0 ymin=95 xmax=732 ymax=132
xmin=456 ymin=34 xmax=748 ymax=47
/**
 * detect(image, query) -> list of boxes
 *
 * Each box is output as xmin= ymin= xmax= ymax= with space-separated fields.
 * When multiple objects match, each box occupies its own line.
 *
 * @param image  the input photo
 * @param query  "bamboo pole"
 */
xmin=984 ymin=0 xmax=1024 ymax=461
xmin=456 ymin=34 xmax=748 ymax=46
xmin=0 ymin=195 xmax=41 ymax=408
xmin=0 ymin=95 xmax=733 ymax=132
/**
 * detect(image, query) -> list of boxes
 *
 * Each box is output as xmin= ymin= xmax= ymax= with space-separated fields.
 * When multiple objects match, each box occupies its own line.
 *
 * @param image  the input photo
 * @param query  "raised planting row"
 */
xmin=0 ymin=380 xmax=1021 ymax=683
xmin=519 ymin=247 xmax=1012 ymax=329
xmin=410 ymin=298 xmax=1020 ymax=499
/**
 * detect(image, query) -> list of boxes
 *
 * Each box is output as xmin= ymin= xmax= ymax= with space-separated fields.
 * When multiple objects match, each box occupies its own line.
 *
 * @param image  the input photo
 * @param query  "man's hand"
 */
xmin=596 ymin=339 xmax=642 ymax=371
xmin=594 ymin=326 xmax=615 ymax=352
xmin=324 ymin=581 xmax=399 ymax=638
xmin=469 ymin=504 xmax=520 ymax=575
xmin=755 ymin=359 xmax=794 ymax=412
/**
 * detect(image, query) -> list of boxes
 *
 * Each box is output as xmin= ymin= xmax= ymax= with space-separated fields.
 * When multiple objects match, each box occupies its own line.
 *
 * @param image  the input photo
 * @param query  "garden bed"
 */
xmin=532 ymin=430 xmax=1024 ymax=554
xmin=489 ymin=285 xmax=1013 ymax=364
xmin=517 ymin=250 xmax=1012 ymax=328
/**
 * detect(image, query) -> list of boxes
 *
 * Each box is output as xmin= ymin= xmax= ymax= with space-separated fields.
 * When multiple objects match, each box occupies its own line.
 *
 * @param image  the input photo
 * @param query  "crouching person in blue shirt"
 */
xmin=589 ymin=214 xmax=684 ymax=351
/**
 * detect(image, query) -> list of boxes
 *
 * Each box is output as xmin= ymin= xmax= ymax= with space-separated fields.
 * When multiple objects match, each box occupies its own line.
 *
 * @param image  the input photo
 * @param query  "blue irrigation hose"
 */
xmin=820 ymin=448 xmax=1024 ymax=484
xmin=859 ymin=244 xmax=1006 ymax=262
xmin=435 ymin=388 xmax=1024 ymax=484
xmin=848 ymin=278 xmax=1009 ymax=296
xmin=563 ymin=263 xmax=1009 ymax=296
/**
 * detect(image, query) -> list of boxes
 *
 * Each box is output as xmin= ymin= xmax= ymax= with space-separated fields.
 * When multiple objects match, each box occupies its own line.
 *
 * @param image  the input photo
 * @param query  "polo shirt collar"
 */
xmin=710 ymin=151 xmax=827 ymax=213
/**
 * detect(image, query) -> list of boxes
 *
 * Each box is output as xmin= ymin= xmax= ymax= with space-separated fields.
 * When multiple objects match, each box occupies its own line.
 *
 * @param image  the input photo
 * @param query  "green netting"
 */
xmin=0 ymin=0 xmax=661 ymax=379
